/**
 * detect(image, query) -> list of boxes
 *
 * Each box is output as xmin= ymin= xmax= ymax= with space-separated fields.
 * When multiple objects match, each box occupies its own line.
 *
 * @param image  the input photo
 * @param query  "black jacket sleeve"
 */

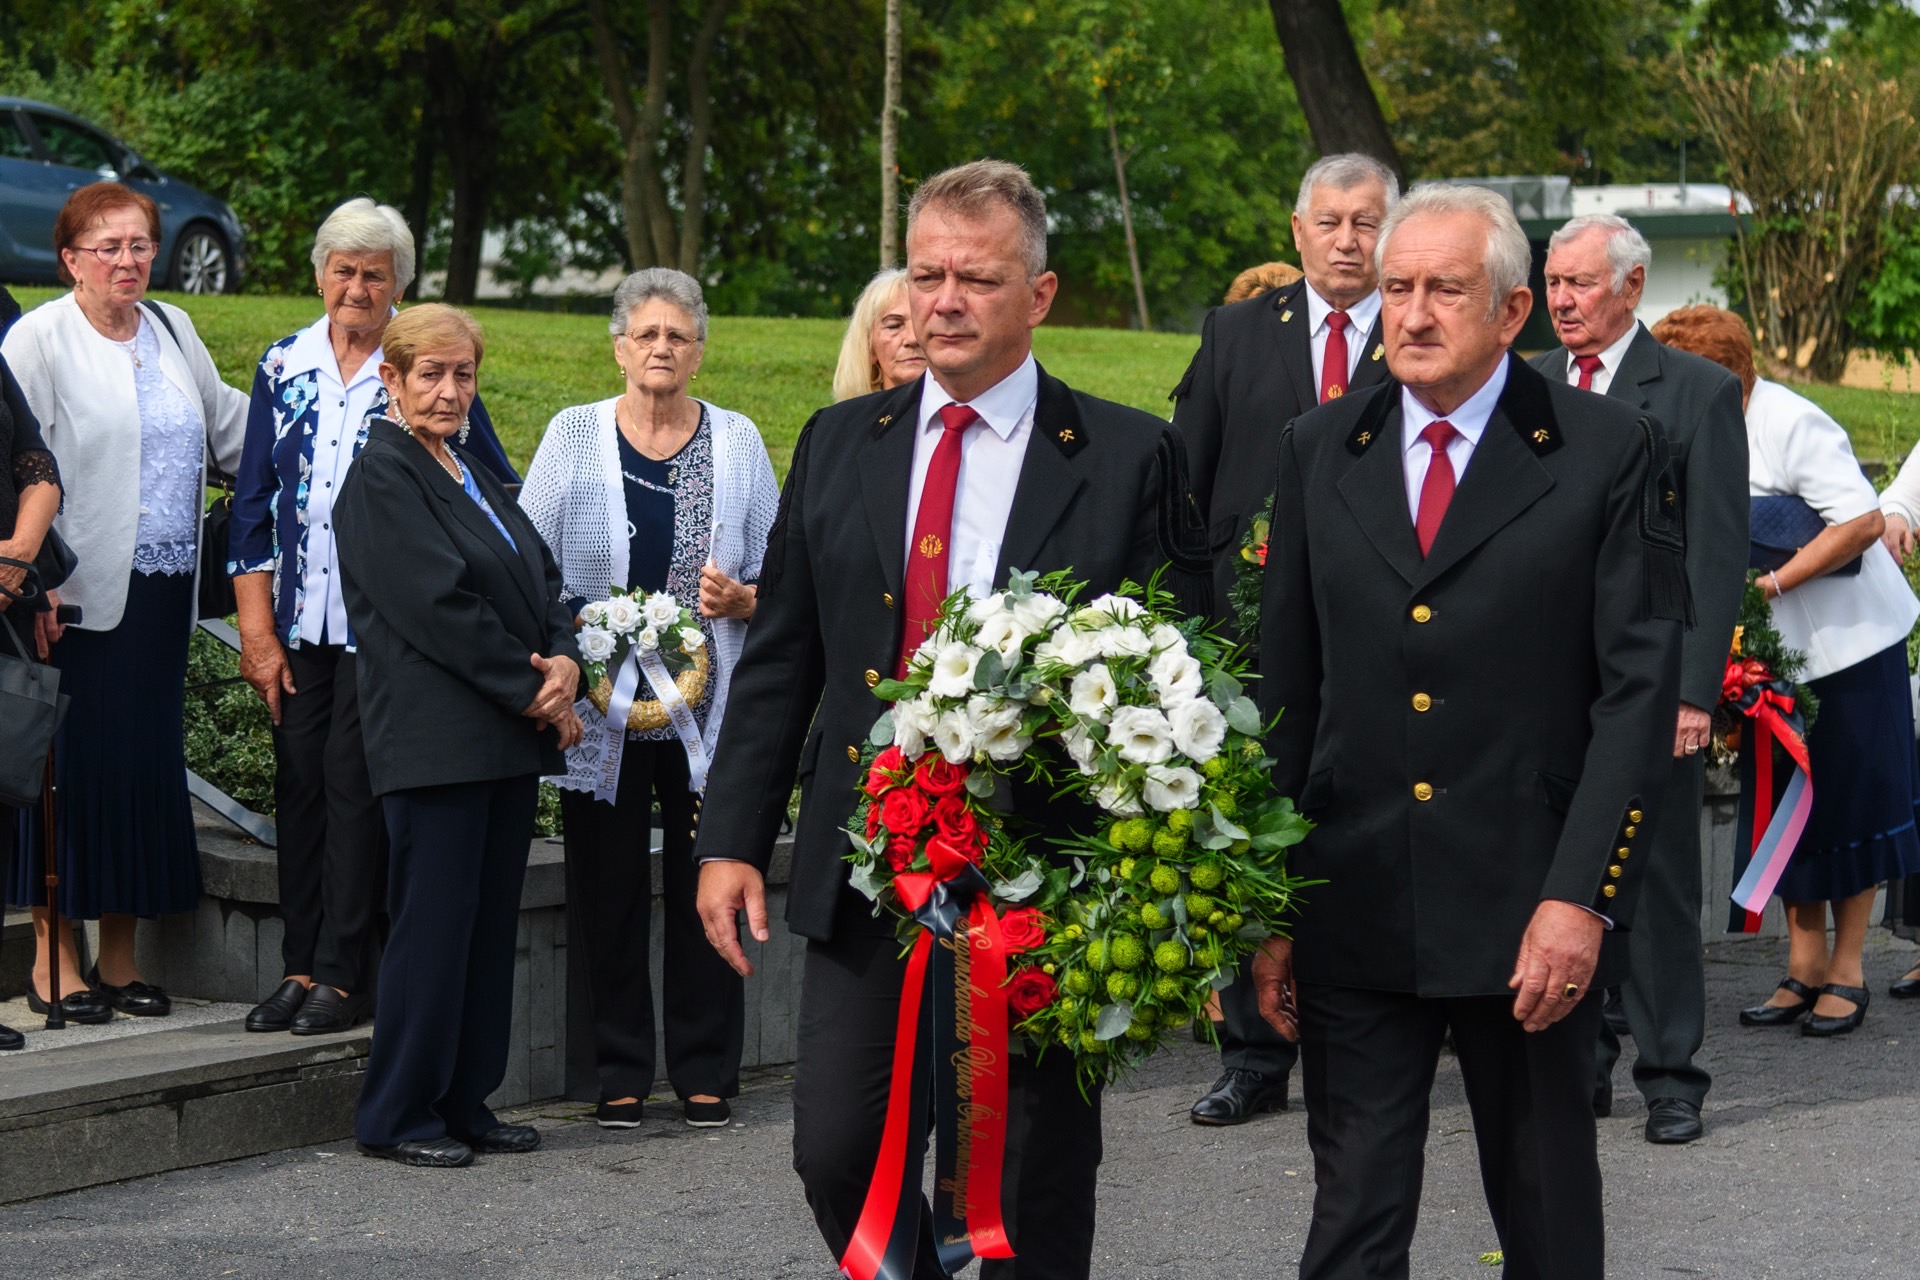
xmin=1170 ymin=306 xmax=1225 ymax=523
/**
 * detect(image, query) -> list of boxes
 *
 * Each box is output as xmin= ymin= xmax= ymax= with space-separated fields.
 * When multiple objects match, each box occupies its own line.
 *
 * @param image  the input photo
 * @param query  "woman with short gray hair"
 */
xmin=519 ymin=266 xmax=779 ymax=1129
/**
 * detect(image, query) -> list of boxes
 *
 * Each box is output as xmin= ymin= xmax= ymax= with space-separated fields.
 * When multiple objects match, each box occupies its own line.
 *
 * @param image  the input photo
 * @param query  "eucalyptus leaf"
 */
xmin=992 ymin=867 xmax=1046 ymax=901
xmin=1210 ymin=803 xmax=1250 ymax=841
xmin=1225 ymin=696 xmax=1263 ymax=737
xmin=975 ymin=648 xmax=1006 ymax=690
xmin=1070 ymin=856 xmax=1087 ymax=889
xmin=867 ymin=712 xmax=894 ymax=748
xmin=1170 ymin=895 xmax=1190 ymax=926
xmin=964 ymin=768 xmax=998 ymax=797
xmin=1234 ymin=922 xmax=1273 ymax=942
xmin=872 ymin=679 xmax=918 ymax=701
xmin=1208 ymin=669 xmax=1243 ymax=703
xmin=1094 ymin=1000 xmax=1135 ymax=1041
xmin=848 ymin=861 xmax=885 ymax=902
xmin=1007 ymin=569 xmax=1037 ymax=597
xmin=1207 ymin=967 xmax=1234 ymax=992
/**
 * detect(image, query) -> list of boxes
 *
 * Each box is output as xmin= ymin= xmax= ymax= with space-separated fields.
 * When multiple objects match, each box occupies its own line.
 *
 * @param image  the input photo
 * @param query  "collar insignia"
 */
xmin=1371 ymin=344 xmax=1384 ymax=361
xmin=1280 ymin=309 xmax=1293 ymax=323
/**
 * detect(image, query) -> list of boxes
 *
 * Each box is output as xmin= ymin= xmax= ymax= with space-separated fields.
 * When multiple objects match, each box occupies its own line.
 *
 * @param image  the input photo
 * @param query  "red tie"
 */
xmin=1415 ymin=420 xmax=1459 ymax=557
xmin=898 ymin=404 xmax=980 ymax=676
xmin=1573 ymin=354 xmax=1604 ymax=391
xmin=1320 ymin=310 xmax=1352 ymax=404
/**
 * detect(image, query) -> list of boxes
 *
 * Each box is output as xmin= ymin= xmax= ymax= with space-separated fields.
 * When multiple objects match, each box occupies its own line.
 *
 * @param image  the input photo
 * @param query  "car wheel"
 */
xmin=170 ymin=225 xmax=232 ymax=295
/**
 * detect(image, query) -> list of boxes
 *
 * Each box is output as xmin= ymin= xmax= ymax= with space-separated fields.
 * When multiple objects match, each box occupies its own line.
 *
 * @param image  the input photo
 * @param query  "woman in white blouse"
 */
xmin=3 ymin=183 xmax=247 ymax=1025
xmin=1872 ymin=431 xmax=1920 ymax=991
xmin=1653 ymin=307 xmax=1920 ymax=1034
xmin=519 ymin=268 xmax=780 ymax=1129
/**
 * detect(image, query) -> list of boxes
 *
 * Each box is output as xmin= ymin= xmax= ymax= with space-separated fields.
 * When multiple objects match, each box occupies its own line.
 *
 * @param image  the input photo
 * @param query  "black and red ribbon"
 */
xmin=1724 ymin=661 xmax=1814 ymax=933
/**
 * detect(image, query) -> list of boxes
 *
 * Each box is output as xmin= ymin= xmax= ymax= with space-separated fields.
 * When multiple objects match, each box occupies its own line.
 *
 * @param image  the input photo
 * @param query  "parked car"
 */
xmin=0 ymin=97 xmax=246 ymax=294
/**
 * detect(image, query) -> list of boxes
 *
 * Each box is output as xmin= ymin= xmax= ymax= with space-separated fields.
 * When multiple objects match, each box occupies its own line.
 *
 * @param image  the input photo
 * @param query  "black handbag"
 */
xmin=0 ymin=604 xmax=67 ymax=809
xmin=199 ymin=464 xmax=237 ymax=618
xmin=1749 ymin=494 xmax=1861 ymax=577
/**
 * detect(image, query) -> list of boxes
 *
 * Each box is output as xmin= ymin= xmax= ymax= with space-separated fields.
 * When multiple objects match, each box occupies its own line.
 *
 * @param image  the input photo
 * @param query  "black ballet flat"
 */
xmin=0 ymin=1022 xmax=22 ymax=1051
xmin=26 ymin=986 xmax=114 ymax=1025
xmin=86 ymin=966 xmax=171 ymax=1017
xmin=1738 ymin=976 xmax=1817 ymax=1027
xmin=1801 ymin=983 xmax=1869 ymax=1037
xmin=1890 ymin=967 xmax=1920 ymax=1000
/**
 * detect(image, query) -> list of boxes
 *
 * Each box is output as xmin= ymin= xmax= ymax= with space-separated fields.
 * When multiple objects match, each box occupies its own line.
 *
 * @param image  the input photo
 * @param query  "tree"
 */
xmin=1267 ymin=0 xmax=1403 ymax=179
xmin=879 ymin=0 xmax=904 ymax=268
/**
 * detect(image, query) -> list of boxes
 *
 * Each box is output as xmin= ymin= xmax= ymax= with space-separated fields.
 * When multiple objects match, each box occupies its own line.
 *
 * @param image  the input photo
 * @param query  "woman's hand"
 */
xmin=238 ymin=630 xmax=298 ymax=726
xmin=33 ymin=589 xmax=64 ymax=658
xmin=0 ymin=537 xmax=33 ymax=606
xmin=699 ymin=564 xmax=757 ymax=620
xmin=524 ymin=651 xmax=581 ymax=723
xmin=1883 ymin=513 xmax=1914 ymax=563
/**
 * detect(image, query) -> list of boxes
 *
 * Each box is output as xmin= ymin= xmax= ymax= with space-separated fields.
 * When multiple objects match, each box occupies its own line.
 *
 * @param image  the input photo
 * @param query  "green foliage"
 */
xmin=1850 ymin=204 xmax=1920 ymax=369
xmin=182 ymin=630 xmax=276 ymax=815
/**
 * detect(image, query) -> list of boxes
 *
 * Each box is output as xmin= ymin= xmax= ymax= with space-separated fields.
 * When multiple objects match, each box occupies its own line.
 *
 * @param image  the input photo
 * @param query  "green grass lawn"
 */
xmin=10 ymin=287 xmax=1915 ymax=473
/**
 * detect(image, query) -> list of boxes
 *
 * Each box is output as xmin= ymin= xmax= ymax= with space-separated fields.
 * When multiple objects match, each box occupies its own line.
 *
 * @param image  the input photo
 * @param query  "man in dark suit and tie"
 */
xmin=1531 ymin=214 xmax=1748 ymax=1146
xmin=1171 ymin=152 xmax=1398 ymax=1127
xmin=693 ymin=160 xmax=1199 ymax=1279
xmin=1251 ymin=184 xmax=1686 ymax=1279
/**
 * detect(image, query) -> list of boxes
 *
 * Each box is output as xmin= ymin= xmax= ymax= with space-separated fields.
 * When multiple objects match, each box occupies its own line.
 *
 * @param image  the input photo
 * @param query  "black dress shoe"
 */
xmin=245 ymin=979 xmax=308 ymax=1032
xmin=684 ymin=1098 xmax=730 ymax=1128
xmin=1890 ymin=967 xmax=1920 ymax=1000
xmin=289 ymin=985 xmax=368 ymax=1035
xmin=356 ymin=1138 xmax=474 ymax=1168
xmin=86 ymin=967 xmax=170 ymax=1017
xmin=1739 ymin=976 xmax=1817 ymax=1027
xmin=1190 ymin=1068 xmax=1289 ymax=1125
xmin=0 ymin=1023 xmax=22 ymax=1051
xmin=1802 ymin=983 xmax=1869 ymax=1037
xmin=26 ymin=985 xmax=113 ymax=1024
xmin=595 ymin=1100 xmax=644 ymax=1129
xmin=465 ymin=1124 xmax=540 ymax=1154
xmin=1645 ymin=1098 xmax=1704 ymax=1144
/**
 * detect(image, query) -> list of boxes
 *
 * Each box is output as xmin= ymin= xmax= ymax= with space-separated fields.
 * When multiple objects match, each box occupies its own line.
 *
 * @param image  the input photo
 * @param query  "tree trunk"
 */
xmin=405 ymin=103 xmax=435 ymax=268
xmin=1267 ymin=0 xmax=1404 ymax=181
xmin=587 ymin=0 xmax=655 ymax=269
xmin=1104 ymin=89 xmax=1150 ymax=332
xmin=429 ymin=44 xmax=499 ymax=304
xmin=879 ymin=0 xmax=903 ymax=268
xmin=677 ymin=0 xmax=733 ymax=277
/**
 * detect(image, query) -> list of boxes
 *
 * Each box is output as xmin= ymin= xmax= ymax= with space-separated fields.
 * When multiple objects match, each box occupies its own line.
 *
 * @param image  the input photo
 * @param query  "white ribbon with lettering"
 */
xmin=637 ymin=644 xmax=710 ymax=792
xmin=593 ymin=648 xmax=646 ymax=805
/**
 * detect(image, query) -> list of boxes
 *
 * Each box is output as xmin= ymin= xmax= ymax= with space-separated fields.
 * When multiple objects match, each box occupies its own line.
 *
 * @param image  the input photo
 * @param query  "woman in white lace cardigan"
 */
xmin=519 ymin=268 xmax=779 ymax=1129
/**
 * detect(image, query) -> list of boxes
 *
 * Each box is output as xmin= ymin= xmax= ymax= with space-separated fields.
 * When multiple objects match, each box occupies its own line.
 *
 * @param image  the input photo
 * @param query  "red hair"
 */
xmin=1649 ymin=305 xmax=1757 ymax=402
xmin=54 ymin=183 xmax=162 ymax=286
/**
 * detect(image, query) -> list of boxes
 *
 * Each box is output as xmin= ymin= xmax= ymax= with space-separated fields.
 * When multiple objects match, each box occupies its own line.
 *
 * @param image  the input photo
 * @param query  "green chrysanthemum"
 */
xmin=1109 ymin=935 xmax=1147 ymax=972
xmin=1188 ymin=861 xmax=1224 ymax=890
xmin=1085 ymin=938 xmax=1110 ymax=973
xmin=1153 ymin=940 xmax=1189 ymax=973
xmin=1184 ymin=893 xmax=1215 ymax=919
xmin=1165 ymin=808 xmax=1194 ymax=835
xmin=1106 ymin=972 xmax=1140 ymax=1001
xmin=1152 ymin=976 xmax=1183 ymax=1001
xmin=1064 ymin=969 xmax=1094 ymax=997
xmin=1139 ymin=902 xmax=1168 ymax=930
xmin=1148 ymin=862 xmax=1182 ymax=895
xmin=1150 ymin=828 xmax=1188 ymax=859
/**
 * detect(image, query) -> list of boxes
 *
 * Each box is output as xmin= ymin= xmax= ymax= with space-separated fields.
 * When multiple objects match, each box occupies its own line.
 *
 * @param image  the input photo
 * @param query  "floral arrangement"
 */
xmin=846 ymin=569 xmax=1312 ymax=1085
xmin=576 ymin=587 xmax=709 ymax=730
xmin=1227 ymin=492 xmax=1274 ymax=642
xmin=1710 ymin=574 xmax=1816 ymax=766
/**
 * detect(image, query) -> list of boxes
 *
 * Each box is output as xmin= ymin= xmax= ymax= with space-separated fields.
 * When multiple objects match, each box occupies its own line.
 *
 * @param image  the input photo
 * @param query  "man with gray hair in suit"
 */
xmin=1531 ymin=213 xmax=1748 ymax=1146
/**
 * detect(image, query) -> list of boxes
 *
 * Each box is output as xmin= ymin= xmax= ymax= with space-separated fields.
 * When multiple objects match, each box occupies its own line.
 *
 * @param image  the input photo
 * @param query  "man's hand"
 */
xmin=546 ymin=707 xmax=584 ymax=750
xmin=698 ymin=565 xmax=756 ymax=620
xmin=238 ymin=630 xmax=297 ymax=726
xmin=523 ymin=652 xmax=580 ymax=722
xmin=33 ymin=588 xmax=64 ymax=658
xmin=697 ymin=860 xmax=770 ymax=977
xmin=1673 ymin=702 xmax=1711 ymax=759
xmin=1884 ymin=513 xmax=1914 ymax=562
xmin=1251 ymin=936 xmax=1300 ymax=1042
xmin=1508 ymin=900 xmax=1604 ymax=1032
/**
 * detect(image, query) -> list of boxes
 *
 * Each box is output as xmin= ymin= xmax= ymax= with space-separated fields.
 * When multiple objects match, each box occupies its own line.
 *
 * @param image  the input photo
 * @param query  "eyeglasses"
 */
xmin=622 ymin=327 xmax=700 ymax=352
xmin=73 ymin=239 xmax=158 ymax=264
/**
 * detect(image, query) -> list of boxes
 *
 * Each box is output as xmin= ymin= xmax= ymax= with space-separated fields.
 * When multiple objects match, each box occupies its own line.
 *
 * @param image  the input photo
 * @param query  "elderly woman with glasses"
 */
xmin=226 ymin=198 xmax=520 ymax=1039
xmin=831 ymin=267 xmax=926 ymax=402
xmin=3 ymin=182 xmax=248 ymax=1025
xmin=519 ymin=267 xmax=779 ymax=1130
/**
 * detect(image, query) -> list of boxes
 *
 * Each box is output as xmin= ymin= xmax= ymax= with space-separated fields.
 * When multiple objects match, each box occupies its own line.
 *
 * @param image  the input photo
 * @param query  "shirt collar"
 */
xmin=1401 ymin=355 xmax=1511 ymax=453
xmin=282 ymin=313 xmax=389 ymax=388
xmin=1564 ymin=320 xmax=1640 ymax=380
xmin=1304 ymin=283 xmax=1382 ymax=340
xmin=916 ymin=353 xmax=1038 ymax=442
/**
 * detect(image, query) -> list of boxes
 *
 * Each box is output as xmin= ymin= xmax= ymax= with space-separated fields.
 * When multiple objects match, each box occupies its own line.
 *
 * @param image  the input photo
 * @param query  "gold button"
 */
xmin=1629 ymin=809 xmax=1644 ymax=823
xmin=1617 ymin=846 xmax=1630 ymax=858
xmin=1602 ymin=884 xmax=1617 ymax=899
xmin=1608 ymin=864 xmax=1622 ymax=878
xmin=1411 ymin=692 xmax=1432 ymax=712
xmin=864 ymin=669 xmax=880 ymax=687
xmin=1413 ymin=782 xmax=1434 ymax=802
xmin=883 ymin=593 xmax=895 ymax=609
xmin=1412 ymin=604 xmax=1433 ymax=623
xmin=847 ymin=745 xmax=860 ymax=763
xmin=1623 ymin=825 xmax=1637 ymax=839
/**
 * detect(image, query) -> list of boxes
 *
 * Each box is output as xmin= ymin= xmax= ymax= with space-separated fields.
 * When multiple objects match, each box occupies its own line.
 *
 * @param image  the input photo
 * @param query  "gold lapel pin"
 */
xmin=1280 ymin=309 xmax=1293 ymax=323
xmin=1371 ymin=344 xmax=1384 ymax=361
xmin=1356 ymin=430 xmax=1373 ymax=446
xmin=878 ymin=414 xmax=893 ymax=425
xmin=1533 ymin=429 xmax=1551 ymax=444
xmin=1327 ymin=385 xmax=1343 ymax=399
xmin=1058 ymin=428 xmax=1075 ymax=442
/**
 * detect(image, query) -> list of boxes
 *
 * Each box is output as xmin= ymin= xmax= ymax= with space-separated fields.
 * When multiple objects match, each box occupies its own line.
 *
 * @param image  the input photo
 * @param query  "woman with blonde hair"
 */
xmin=831 ymin=267 xmax=925 ymax=401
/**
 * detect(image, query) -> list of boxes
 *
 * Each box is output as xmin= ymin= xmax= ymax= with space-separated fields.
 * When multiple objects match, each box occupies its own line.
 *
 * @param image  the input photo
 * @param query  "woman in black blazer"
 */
xmin=335 ymin=304 xmax=582 ymax=1169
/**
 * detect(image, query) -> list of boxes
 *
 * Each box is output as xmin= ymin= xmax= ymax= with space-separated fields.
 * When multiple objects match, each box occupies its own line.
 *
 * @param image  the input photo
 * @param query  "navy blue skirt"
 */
xmin=1773 ymin=640 xmax=1920 ymax=904
xmin=9 ymin=571 xmax=202 ymax=918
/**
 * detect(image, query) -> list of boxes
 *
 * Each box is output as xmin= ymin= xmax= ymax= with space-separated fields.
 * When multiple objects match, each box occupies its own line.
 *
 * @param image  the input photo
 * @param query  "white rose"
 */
xmin=679 ymin=626 xmax=705 ymax=652
xmin=1033 ymin=626 xmax=1101 ymax=670
xmin=1141 ymin=764 xmax=1203 ymax=813
xmin=1079 ymin=592 xmax=1145 ymax=625
xmin=1093 ymin=775 xmax=1144 ymax=816
xmin=1062 ymin=723 xmax=1100 ymax=775
xmin=1095 ymin=625 xmax=1153 ymax=660
xmin=1108 ymin=704 xmax=1175 ymax=765
xmin=643 ymin=592 xmax=681 ymax=629
xmin=577 ymin=626 xmax=616 ymax=664
xmin=978 ymin=717 xmax=1031 ymax=763
xmin=965 ymin=592 xmax=1010 ymax=624
xmin=1068 ymin=663 xmax=1119 ymax=719
xmin=1149 ymin=622 xmax=1184 ymax=652
xmin=927 ymin=642 xmax=984 ymax=699
xmin=603 ymin=596 xmax=643 ymax=634
xmin=973 ymin=610 xmax=1031 ymax=665
xmin=932 ymin=708 xmax=979 ymax=764
xmin=579 ymin=600 xmax=609 ymax=627
xmin=636 ymin=626 xmax=660 ymax=651
xmin=1167 ymin=698 xmax=1228 ymax=762
xmin=892 ymin=695 xmax=938 ymax=757
xmin=1148 ymin=648 xmax=1204 ymax=705
xmin=1010 ymin=592 xmax=1067 ymax=633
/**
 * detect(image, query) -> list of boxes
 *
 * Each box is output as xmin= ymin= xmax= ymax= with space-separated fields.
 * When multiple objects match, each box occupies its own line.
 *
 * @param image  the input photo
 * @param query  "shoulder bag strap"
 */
xmin=141 ymin=300 xmax=232 ymax=492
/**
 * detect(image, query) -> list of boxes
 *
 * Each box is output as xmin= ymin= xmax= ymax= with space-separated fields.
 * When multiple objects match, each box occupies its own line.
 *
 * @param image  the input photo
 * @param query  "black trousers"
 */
xmin=1216 ymin=953 xmax=1300 ymax=1080
xmin=1595 ymin=754 xmax=1709 ymax=1108
xmin=791 ymin=913 xmax=1103 ymax=1279
xmin=559 ymin=741 xmax=742 ymax=1103
xmin=355 ymin=775 xmax=536 ymax=1147
xmin=271 ymin=643 xmax=385 ymax=992
xmin=1296 ymin=983 xmax=1605 ymax=1280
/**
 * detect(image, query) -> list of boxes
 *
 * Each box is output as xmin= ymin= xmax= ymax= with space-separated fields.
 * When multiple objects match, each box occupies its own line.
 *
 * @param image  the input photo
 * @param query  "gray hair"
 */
xmin=610 ymin=267 xmax=709 ymax=341
xmin=1294 ymin=152 xmax=1400 ymax=218
xmin=907 ymin=159 xmax=1048 ymax=279
xmin=311 ymin=197 xmax=415 ymax=293
xmin=1547 ymin=213 xmax=1651 ymax=293
xmin=1376 ymin=183 xmax=1532 ymax=319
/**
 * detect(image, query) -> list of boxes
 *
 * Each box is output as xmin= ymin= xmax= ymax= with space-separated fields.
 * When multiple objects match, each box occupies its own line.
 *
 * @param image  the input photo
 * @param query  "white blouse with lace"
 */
xmin=123 ymin=318 xmax=205 ymax=576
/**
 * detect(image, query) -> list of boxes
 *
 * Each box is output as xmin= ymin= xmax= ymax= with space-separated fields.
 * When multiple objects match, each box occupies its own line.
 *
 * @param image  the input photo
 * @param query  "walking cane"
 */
xmin=41 ymin=751 xmax=63 ymax=1031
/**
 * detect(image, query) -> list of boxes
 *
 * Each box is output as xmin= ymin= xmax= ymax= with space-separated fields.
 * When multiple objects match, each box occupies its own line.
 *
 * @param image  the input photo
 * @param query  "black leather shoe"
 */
xmin=1190 ymin=1068 xmax=1289 ymax=1125
xmin=1802 ymin=983 xmax=1869 ymax=1037
xmin=290 ymin=985 xmax=368 ymax=1035
xmin=0 ymin=1023 xmax=22 ymax=1051
xmin=245 ymin=979 xmax=308 ymax=1032
xmin=466 ymin=1124 xmax=540 ymax=1154
xmin=595 ymin=1100 xmax=644 ymax=1129
xmin=26 ymin=985 xmax=113 ymax=1024
xmin=86 ymin=967 xmax=170 ymax=1017
xmin=684 ymin=1098 xmax=730 ymax=1128
xmin=1739 ymin=976 xmax=1817 ymax=1027
xmin=1645 ymin=1098 xmax=1704 ymax=1144
xmin=356 ymin=1138 xmax=473 ymax=1168
xmin=1890 ymin=967 xmax=1920 ymax=1000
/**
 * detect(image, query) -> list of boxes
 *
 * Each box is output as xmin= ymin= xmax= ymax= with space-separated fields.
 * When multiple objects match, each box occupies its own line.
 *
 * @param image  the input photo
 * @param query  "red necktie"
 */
xmin=898 ymin=404 xmax=980 ymax=676
xmin=1320 ymin=310 xmax=1352 ymax=404
xmin=1573 ymin=354 xmax=1604 ymax=391
xmin=1415 ymin=420 xmax=1459 ymax=557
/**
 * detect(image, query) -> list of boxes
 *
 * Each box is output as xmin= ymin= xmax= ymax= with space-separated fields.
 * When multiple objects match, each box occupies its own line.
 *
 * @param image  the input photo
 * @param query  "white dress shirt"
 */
xmin=905 ymin=355 xmax=1038 ymax=599
xmin=1558 ymin=322 xmax=1639 ymax=396
xmin=1305 ymin=285 xmax=1382 ymax=394
xmin=282 ymin=318 xmax=390 ymax=646
xmin=1399 ymin=357 xmax=1510 ymax=519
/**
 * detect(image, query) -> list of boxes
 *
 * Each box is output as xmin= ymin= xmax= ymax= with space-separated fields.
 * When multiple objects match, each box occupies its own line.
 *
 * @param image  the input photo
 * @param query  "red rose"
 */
xmin=864 ymin=745 xmax=906 ymax=799
xmin=886 ymin=832 xmax=918 ymax=871
xmin=880 ymin=786 xmax=931 ymax=837
xmin=864 ymin=804 xmax=882 ymax=841
xmin=998 ymin=907 xmax=1047 ymax=955
xmin=874 ymin=745 xmax=904 ymax=772
xmin=916 ymin=754 xmax=967 ymax=797
xmin=1006 ymin=968 xmax=1058 ymax=1020
xmin=932 ymin=793 xmax=983 ymax=851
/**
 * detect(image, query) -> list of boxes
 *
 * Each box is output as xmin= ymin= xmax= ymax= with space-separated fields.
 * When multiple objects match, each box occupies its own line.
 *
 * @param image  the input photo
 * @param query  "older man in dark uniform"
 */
xmin=693 ymin=160 xmax=1200 ymax=1279
xmin=1251 ymin=184 xmax=1685 ymax=1279
xmin=1532 ymin=213 xmax=1748 ymax=1145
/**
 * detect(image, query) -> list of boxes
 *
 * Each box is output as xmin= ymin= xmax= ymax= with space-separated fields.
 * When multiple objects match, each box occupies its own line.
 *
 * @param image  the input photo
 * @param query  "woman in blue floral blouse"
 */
xmin=226 ymin=198 xmax=520 ymax=1037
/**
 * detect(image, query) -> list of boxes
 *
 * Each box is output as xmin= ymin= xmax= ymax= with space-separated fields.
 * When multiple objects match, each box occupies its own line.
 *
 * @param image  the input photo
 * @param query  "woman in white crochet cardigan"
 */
xmin=519 ymin=269 xmax=779 ymax=1129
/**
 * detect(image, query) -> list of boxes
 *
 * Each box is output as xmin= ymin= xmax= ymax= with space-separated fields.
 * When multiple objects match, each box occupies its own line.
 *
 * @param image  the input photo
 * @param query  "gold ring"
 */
xmin=1562 ymin=983 xmax=1580 ymax=1000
